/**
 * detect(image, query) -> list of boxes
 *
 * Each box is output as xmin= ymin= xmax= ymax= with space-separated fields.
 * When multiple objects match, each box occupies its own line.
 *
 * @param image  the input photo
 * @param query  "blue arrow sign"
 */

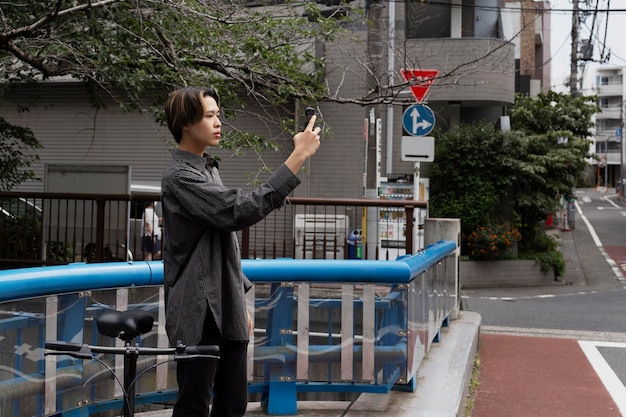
xmin=403 ymin=104 xmax=435 ymax=137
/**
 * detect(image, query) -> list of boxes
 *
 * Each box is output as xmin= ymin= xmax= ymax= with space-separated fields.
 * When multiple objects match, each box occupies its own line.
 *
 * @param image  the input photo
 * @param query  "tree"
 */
xmin=429 ymin=91 xmax=594 ymax=262
xmin=0 ymin=117 xmax=41 ymax=191
xmin=1 ymin=1 xmax=349 ymax=110
xmin=1 ymin=0 xmax=536 ymax=190
xmin=1 ymin=0 xmax=357 ymax=186
xmin=510 ymin=90 xmax=598 ymax=138
xmin=508 ymin=91 xmax=596 ymax=249
xmin=428 ymin=123 xmax=515 ymax=236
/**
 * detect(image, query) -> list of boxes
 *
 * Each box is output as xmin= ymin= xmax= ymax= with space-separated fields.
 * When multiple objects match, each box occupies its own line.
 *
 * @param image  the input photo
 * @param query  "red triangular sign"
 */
xmin=401 ymin=69 xmax=439 ymax=103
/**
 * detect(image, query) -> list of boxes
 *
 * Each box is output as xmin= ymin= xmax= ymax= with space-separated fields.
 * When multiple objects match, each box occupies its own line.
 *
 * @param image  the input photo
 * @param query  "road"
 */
xmin=462 ymin=188 xmax=626 ymax=416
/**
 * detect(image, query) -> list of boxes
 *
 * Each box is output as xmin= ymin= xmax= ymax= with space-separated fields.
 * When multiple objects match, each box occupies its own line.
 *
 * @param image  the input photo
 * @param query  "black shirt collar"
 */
xmin=172 ymin=149 xmax=219 ymax=170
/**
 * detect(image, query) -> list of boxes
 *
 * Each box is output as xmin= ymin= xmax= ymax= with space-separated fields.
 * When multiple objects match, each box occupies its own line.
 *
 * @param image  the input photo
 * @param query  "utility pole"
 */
xmin=365 ymin=0 xmax=385 ymax=192
xmin=364 ymin=0 xmax=386 ymax=259
xmin=616 ymin=100 xmax=626 ymax=189
xmin=570 ymin=0 xmax=580 ymax=95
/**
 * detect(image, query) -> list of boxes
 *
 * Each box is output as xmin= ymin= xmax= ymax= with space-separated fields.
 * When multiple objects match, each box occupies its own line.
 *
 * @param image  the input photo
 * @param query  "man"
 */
xmin=141 ymin=201 xmax=161 ymax=260
xmin=161 ymin=86 xmax=320 ymax=417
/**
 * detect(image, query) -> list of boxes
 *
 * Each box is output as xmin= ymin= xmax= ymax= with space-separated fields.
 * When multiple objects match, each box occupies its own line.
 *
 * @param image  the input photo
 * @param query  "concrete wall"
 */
xmin=460 ymin=259 xmax=556 ymax=289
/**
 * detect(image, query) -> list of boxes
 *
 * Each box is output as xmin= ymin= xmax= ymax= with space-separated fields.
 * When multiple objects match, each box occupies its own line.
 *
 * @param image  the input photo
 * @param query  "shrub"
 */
xmin=519 ymin=229 xmax=565 ymax=277
xmin=0 ymin=214 xmax=41 ymax=263
xmin=464 ymin=222 xmax=521 ymax=261
xmin=534 ymin=250 xmax=566 ymax=277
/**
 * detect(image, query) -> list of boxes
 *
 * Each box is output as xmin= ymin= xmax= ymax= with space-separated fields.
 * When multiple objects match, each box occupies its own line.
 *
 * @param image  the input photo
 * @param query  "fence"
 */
xmin=0 ymin=192 xmax=428 ymax=268
xmin=0 ymin=237 xmax=458 ymax=416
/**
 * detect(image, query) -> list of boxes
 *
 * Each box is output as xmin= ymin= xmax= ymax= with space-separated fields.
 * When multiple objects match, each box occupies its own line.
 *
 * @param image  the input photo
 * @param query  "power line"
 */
xmin=397 ymin=0 xmax=626 ymax=14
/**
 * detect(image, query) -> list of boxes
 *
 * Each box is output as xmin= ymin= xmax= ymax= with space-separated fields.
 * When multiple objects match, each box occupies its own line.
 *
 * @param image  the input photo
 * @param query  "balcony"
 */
xmin=403 ymin=38 xmax=515 ymax=105
xmin=596 ymin=83 xmax=624 ymax=97
xmin=596 ymin=106 xmax=622 ymax=120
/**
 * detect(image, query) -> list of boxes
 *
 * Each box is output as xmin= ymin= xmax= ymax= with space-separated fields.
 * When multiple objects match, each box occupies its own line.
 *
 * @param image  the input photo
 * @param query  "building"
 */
xmin=1 ymin=0 xmax=551 ymax=199
xmin=592 ymin=66 xmax=625 ymax=187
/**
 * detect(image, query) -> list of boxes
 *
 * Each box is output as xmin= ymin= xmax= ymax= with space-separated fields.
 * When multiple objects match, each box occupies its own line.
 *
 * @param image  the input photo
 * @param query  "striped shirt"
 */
xmin=161 ymin=149 xmax=301 ymax=344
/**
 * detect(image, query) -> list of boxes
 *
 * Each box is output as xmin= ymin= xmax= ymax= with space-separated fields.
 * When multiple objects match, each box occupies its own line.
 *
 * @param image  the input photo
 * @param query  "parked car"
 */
xmin=0 ymin=197 xmax=43 ymax=264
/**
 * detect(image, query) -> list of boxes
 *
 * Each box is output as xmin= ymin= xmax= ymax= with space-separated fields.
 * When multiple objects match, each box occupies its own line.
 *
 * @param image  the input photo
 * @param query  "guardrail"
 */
xmin=0 ymin=239 xmax=457 ymax=416
xmin=0 ymin=192 xmax=428 ymax=268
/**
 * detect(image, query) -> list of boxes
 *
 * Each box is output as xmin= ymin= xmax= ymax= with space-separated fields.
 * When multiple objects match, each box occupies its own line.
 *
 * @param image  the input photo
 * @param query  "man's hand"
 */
xmin=285 ymin=115 xmax=321 ymax=174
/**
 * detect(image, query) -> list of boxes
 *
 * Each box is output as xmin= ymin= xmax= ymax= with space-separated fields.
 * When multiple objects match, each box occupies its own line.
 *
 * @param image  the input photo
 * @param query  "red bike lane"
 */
xmin=604 ymin=246 xmax=626 ymax=285
xmin=471 ymin=334 xmax=623 ymax=417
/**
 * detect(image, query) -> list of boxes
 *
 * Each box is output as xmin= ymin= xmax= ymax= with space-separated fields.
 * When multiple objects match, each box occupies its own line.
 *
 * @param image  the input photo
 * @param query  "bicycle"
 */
xmin=45 ymin=309 xmax=219 ymax=417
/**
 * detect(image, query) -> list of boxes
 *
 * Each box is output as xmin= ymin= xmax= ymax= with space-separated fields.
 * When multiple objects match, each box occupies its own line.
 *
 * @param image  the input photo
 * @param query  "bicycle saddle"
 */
xmin=96 ymin=309 xmax=154 ymax=343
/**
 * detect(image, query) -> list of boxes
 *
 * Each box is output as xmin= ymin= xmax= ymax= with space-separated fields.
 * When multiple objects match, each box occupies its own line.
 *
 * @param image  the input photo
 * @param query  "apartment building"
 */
xmin=593 ymin=66 xmax=625 ymax=187
xmin=298 ymin=0 xmax=548 ymax=198
xmin=1 ymin=0 xmax=549 ymax=199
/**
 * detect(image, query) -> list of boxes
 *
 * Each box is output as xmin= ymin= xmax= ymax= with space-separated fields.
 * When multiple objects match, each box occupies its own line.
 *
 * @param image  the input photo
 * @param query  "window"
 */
xmin=406 ymin=0 xmax=452 ymax=39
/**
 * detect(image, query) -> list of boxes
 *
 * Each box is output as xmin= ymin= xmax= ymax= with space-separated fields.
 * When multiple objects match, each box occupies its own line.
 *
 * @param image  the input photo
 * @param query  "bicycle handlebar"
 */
xmin=45 ymin=340 xmax=219 ymax=361
xmin=45 ymin=338 xmax=218 ymax=417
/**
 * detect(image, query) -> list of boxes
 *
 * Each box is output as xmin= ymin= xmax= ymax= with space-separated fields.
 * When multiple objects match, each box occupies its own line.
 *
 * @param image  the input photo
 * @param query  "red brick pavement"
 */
xmin=471 ymin=334 xmax=622 ymax=417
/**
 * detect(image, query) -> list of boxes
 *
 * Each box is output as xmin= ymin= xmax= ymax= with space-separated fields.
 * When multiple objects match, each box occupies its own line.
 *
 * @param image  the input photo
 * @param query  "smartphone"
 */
xmin=305 ymin=107 xmax=315 ymax=123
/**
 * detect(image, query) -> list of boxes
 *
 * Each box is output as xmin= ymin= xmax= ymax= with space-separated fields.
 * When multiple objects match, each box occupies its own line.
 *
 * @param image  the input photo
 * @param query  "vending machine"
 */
xmin=378 ymin=174 xmax=428 ymax=260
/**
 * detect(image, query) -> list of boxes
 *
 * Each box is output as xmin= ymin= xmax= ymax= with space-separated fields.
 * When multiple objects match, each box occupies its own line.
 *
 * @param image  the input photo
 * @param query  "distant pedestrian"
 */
xmin=141 ymin=201 xmax=161 ymax=260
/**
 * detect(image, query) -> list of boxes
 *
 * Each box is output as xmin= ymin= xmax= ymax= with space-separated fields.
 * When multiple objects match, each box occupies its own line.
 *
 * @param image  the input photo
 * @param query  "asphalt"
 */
xmin=466 ymin=190 xmax=626 ymax=417
xmin=138 ymin=190 xmax=626 ymax=417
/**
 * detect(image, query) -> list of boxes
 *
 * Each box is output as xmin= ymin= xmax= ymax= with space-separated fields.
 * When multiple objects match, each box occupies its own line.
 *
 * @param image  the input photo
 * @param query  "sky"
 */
xmin=549 ymin=0 xmax=626 ymax=93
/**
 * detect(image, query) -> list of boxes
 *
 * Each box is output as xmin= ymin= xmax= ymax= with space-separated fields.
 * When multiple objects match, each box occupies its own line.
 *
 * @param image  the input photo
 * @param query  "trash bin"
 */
xmin=347 ymin=229 xmax=363 ymax=259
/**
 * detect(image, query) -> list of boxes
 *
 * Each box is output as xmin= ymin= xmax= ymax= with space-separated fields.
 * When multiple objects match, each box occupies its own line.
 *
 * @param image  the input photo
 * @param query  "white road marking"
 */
xmin=603 ymin=195 xmax=622 ymax=208
xmin=481 ymin=326 xmax=626 ymax=342
xmin=576 ymin=200 xmax=604 ymax=247
xmin=575 ymin=200 xmax=626 ymax=285
xmin=579 ymin=340 xmax=626 ymax=416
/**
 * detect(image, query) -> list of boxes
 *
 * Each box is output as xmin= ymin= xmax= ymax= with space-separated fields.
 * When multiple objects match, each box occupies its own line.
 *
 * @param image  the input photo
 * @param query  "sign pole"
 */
xmin=413 ymin=162 xmax=420 ymax=254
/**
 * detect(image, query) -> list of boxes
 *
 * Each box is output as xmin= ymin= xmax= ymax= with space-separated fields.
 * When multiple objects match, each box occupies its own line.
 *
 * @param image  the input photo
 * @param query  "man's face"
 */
xmin=183 ymin=95 xmax=222 ymax=148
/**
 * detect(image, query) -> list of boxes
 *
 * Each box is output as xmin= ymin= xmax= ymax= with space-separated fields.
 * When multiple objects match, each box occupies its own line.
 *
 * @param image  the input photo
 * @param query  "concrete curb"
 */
xmin=377 ymin=311 xmax=481 ymax=417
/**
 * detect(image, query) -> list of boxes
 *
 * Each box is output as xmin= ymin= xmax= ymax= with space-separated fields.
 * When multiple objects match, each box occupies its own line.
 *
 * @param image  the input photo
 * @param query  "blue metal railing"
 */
xmin=0 ymin=239 xmax=457 ymax=416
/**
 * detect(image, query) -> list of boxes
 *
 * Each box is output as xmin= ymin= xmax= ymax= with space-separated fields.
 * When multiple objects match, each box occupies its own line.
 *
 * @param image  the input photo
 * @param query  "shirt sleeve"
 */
xmin=172 ymin=163 xmax=301 ymax=231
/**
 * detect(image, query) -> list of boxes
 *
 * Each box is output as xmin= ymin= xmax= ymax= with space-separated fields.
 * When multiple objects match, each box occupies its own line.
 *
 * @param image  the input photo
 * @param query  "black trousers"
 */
xmin=173 ymin=312 xmax=249 ymax=417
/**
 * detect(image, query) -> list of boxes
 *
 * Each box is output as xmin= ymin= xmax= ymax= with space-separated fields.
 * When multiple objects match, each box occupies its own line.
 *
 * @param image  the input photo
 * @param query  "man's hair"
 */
xmin=164 ymin=87 xmax=220 ymax=143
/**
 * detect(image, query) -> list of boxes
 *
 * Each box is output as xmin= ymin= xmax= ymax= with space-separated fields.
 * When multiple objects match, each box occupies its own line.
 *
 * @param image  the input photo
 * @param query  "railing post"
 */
xmin=362 ymin=284 xmax=376 ymax=381
xmin=296 ymin=284 xmax=309 ymax=381
xmin=424 ymin=218 xmax=461 ymax=319
xmin=44 ymin=296 xmax=58 ymax=416
xmin=340 ymin=285 xmax=354 ymax=381
xmin=95 ymin=199 xmax=106 ymax=262
xmin=404 ymin=205 xmax=414 ymax=255
xmin=262 ymin=283 xmax=297 ymax=415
